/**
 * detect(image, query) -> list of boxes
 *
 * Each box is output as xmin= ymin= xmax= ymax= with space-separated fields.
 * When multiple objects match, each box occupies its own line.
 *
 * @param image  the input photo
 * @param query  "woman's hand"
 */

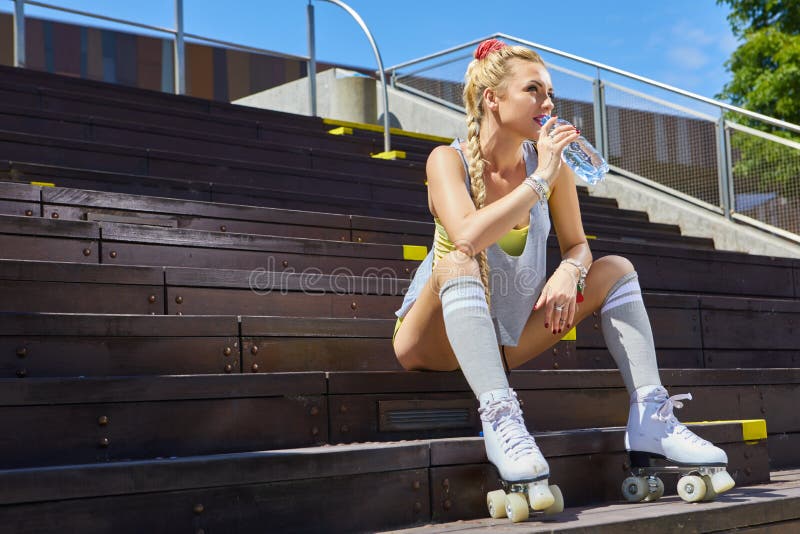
xmin=534 ymin=264 xmax=579 ymax=335
xmin=534 ymin=116 xmax=579 ymax=187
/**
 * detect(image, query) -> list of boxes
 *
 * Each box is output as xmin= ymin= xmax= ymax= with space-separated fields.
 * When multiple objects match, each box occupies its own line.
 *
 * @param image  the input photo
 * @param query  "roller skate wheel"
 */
xmin=710 ymin=470 xmax=735 ymax=494
xmin=504 ymin=492 xmax=529 ymax=523
xmin=700 ymin=475 xmax=718 ymax=502
xmin=528 ymin=480 xmax=555 ymax=510
xmin=621 ymin=476 xmax=648 ymax=502
xmin=543 ymin=484 xmax=564 ymax=515
xmin=677 ymin=475 xmax=707 ymax=503
xmin=487 ymin=490 xmax=507 ymax=519
xmin=643 ymin=477 xmax=665 ymax=502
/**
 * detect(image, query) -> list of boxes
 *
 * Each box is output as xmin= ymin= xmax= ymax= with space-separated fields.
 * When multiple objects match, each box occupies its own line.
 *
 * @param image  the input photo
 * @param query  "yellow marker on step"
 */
xmin=31 ymin=181 xmax=55 ymax=187
xmin=402 ymin=245 xmax=427 ymax=261
xmin=560 ymin=327 xmax=576 ymax=341
xmin=684 ymin=419 xmax=767 ymax=444
xmin=328 ymin=126 xmax=353 ymax=136
xmin=371 ymin=150 xmax=407 ymax=160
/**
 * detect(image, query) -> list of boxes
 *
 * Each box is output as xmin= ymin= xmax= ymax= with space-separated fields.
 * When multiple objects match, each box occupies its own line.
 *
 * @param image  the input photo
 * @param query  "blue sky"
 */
xmin=11 ymin=0 xmax=739 ymax=102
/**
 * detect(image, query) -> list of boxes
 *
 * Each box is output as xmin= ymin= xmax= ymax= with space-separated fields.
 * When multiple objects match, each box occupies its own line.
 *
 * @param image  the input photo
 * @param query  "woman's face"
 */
xmin=490 ymin=59 xmax=555 ymax=139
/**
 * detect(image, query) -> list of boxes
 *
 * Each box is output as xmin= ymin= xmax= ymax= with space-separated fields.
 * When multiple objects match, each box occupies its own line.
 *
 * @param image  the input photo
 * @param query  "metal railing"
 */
xmin=384 ymin=33 xmax=800 ymax=244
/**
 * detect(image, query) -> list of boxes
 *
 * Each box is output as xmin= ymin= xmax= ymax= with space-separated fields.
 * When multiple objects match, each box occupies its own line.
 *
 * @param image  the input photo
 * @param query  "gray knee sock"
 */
xmin=440 ymin=276 xmax=509 ymax=397
xmin=600 ymin=271 xmax=662 ymax=394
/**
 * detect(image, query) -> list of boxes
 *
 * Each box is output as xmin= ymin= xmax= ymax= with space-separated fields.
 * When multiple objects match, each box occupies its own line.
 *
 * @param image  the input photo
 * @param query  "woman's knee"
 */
xmin=591 ymin=255 xmax=635 ymax=277
xmin=432 ymin=250 xmax=481 ymax=290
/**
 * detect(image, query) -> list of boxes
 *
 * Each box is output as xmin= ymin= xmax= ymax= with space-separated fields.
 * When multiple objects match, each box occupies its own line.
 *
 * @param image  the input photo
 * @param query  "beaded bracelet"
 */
xmin=522 ymin=174 xmax=551 ymax=202
xmin=560 ymin=258 xmax=588 ymax=293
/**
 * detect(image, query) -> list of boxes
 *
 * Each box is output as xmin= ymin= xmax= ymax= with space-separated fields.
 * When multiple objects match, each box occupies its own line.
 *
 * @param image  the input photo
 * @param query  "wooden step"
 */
xmin=0 ymin=128 xmax=426 ymax=185
xmin=1 ymin=181 xmax=703 ymax=250
xmin=1 ymin=162 xmax=432 ymax=220
xmin=0 ymin=373 xmax=327 ymax=469
xmin=0 ymin=100 xmax=435 ymax=163
xmin=0 ymin=64 xmax=328 ymax=129
xmin=0 ymin=212 xmax=795 ymax=297
xmin=0 ymin=424 xmax=769 ymax=533
xmin=0 ymin=368 xmax=791 ymax=467
xmin=325 ymin=369 xmax=799 ymax=468
xmin=385 ymin=469 xmax=800 ymax=533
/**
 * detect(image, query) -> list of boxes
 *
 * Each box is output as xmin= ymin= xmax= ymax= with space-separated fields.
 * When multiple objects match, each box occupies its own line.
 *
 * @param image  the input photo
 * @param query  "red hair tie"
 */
xmin=474 ymin=39 xmax=507 ymax=60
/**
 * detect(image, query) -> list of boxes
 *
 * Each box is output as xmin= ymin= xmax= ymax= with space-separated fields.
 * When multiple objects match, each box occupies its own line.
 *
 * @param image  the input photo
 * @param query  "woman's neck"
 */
xmin=478 ymin=127 xmax=525 ymax=176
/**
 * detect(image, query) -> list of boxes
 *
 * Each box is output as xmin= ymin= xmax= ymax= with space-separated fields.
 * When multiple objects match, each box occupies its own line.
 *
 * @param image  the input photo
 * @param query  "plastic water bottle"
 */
xmin=537 ymin=115 xmax=608 ymax=185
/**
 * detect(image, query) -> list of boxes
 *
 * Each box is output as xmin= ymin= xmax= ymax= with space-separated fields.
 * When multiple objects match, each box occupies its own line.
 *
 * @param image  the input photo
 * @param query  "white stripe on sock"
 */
xmin=607 ymin=279 xmax=640 ymax=299
xmin=601 ymin=292 xmax=643 ymax=315
xmin=444 ymin=298 xmax=490 ymax=314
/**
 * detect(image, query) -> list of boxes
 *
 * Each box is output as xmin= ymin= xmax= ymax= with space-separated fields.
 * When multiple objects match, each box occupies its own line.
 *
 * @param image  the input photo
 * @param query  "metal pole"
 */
xmin=174 ymin=0 xmax=186 ymax=95
xmin=318 ymin=0 xmax=391 ymax=152
xmin=724 ymin=123 xmax=736 ymax=218
xmin=592 ymin=69 xmax=607 ymax=158
xmin=13 ymin=0 xmax=25 ymax=67
xmin=716 ymin=112 xmax=733 ymax=219
xmin=307 ymin=2 xmax=318 ymax=117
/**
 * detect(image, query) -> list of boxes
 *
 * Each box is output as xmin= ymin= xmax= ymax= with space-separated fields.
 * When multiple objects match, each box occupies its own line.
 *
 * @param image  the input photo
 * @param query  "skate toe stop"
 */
xmin=711 ymin=470 xmax=736 ymax=493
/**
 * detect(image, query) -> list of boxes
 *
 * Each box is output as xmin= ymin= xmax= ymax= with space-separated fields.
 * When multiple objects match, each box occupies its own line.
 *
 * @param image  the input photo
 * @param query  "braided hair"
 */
xmin=462 ymin=39 xmax=544 ymax=306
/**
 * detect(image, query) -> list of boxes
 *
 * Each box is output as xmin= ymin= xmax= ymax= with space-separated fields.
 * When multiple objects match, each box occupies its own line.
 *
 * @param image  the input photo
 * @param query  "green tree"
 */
xmin=716 ymin=1 xmax=800 ymax=208
xmin=716 ymin=0 xmax=800 ymax=126
xmin=717 ymin=0 xmax=800 ymax=36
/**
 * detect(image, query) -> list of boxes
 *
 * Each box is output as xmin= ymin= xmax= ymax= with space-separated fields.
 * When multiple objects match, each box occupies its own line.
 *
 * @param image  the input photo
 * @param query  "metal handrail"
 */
xmin=384 ymin=32 xmax=800 ymax=136
xmin=22 ymin=0 xmax=175 ymax=34
xmin=308 ymin=0 xmax=391 ymax=153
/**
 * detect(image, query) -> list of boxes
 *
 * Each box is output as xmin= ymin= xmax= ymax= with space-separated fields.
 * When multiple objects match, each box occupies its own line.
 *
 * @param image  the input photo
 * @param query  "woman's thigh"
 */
xmin=503 ymin=255 xmax=635 ymax=369
xmin=392 ymin=275 xmax=459 ymax=371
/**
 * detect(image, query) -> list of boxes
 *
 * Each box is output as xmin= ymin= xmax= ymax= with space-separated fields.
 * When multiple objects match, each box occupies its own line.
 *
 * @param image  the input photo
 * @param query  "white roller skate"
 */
xmin=479 ymin=388 xmax=563 ymax=522
xmin=622 ymin=385 xmax=736 ymax=503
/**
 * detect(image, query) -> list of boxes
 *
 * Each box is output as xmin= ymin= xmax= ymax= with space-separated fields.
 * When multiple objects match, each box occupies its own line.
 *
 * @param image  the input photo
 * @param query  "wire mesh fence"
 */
xmin=727 ymin=121 xmax=800 ymax=236
xmin=603 ymin=82 xmax=721 ymax=209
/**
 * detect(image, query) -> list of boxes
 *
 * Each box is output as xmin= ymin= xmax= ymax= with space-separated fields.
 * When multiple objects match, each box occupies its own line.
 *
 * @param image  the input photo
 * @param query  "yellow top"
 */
xmin=433 ymin=217 xmax=528 ymax=266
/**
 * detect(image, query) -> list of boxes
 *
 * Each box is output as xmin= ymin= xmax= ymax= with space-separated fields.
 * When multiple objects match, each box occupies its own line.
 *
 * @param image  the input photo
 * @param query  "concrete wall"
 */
xmin=234 ymin=68 xmax=467 ymax=140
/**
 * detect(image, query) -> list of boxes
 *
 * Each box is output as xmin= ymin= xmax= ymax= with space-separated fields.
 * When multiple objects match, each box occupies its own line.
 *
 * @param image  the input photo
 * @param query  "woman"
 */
xmin=392 ymin=39 xmax=733 ymax=512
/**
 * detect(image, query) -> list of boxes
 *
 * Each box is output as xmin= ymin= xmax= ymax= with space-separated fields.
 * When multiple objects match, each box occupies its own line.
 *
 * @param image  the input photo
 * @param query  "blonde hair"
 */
xmin=462 ymin=43 xmax=544 ymax=306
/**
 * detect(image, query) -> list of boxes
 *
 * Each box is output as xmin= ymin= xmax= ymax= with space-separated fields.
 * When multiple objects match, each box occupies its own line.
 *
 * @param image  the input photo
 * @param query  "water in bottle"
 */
xmin=537 ymin=115 xmax=608 ymax=185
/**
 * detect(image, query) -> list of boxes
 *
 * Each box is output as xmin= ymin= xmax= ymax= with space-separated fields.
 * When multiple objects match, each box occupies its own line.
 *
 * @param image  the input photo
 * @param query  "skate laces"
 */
xmin=647 ymin=390 xmax=711 ymax=447
xmin=479 ymin=393 xmax=541 ymax=461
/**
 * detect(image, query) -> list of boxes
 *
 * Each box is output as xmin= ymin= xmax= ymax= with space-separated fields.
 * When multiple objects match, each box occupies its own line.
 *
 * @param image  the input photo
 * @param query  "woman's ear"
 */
xmin=483 ymin=88 xmax=499 ymax=111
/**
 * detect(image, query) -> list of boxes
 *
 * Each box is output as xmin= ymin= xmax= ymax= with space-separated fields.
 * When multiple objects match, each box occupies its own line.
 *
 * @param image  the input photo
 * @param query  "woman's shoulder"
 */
xmin=427 ymin=139 xmax=465 ymax=163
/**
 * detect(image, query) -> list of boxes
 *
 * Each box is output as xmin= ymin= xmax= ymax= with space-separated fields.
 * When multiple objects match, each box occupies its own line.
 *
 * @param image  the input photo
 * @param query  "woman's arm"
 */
xmin=428 ymin=120 xmax=577 ymax=256
xmin=426 ymin=145 xmax=540 ymax=255
xmin=549 ymin=164 xmax=593 ymax=271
